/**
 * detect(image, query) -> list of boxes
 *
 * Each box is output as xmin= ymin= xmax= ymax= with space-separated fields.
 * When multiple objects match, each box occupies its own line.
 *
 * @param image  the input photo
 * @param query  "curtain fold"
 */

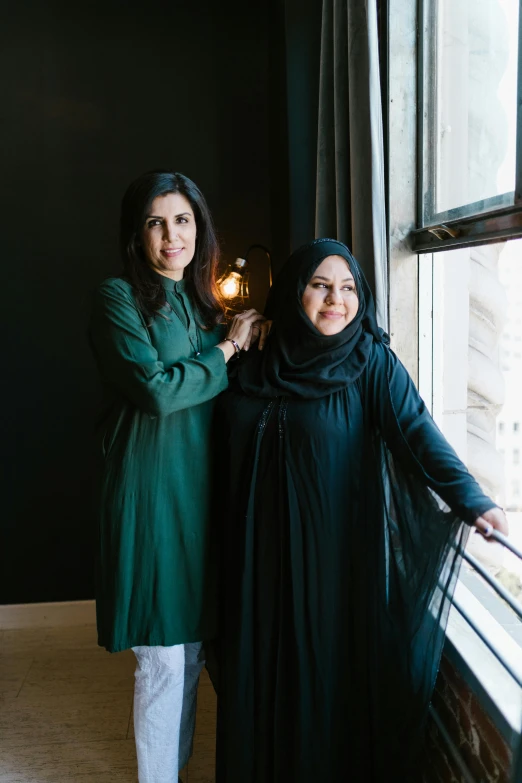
xmin=315 ymin=0 xmax=388 ymax=329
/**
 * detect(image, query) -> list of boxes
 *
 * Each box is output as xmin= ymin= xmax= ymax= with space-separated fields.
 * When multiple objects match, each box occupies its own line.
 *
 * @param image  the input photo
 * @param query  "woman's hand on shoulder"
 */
xmin=216 ymin=309 xmax=270 ymax=362
xmin=245 ymin=318 xmax=273 ymax=351
xmin=473 ymin=507 xmax=509 ymax=541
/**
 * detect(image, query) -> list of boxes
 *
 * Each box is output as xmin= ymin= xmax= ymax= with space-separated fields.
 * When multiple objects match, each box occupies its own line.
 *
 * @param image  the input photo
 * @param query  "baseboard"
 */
xmin=0 ymin=600 xmax=96 ymax=630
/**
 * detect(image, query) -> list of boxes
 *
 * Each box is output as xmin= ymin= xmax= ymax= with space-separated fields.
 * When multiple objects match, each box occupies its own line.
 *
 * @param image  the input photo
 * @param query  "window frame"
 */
xmin=387 ymin=0 xmax=522 ymax=761
xmin=412 ymin=0 xmax=522 ymax=253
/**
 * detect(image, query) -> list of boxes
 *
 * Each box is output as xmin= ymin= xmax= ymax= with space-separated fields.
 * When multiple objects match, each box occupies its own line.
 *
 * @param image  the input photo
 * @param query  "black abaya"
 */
xmin=215 ymin=241 xmax=496 ymax=782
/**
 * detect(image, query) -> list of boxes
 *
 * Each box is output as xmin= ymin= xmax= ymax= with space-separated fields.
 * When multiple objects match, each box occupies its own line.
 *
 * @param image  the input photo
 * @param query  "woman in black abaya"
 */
xmin=215 ymin=239 xmax=507 ymax=783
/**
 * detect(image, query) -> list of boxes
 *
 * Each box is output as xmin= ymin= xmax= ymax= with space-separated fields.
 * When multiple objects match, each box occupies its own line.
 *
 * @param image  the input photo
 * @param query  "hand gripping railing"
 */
xmin=461 ymin=534 xmax=522 ymax=625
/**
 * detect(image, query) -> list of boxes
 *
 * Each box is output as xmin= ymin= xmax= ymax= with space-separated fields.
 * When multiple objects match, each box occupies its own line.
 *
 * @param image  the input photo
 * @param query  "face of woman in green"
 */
xmin=301 ymin=255 xmax=359 ymax=335
xmin=141 ymin=192 xmax=198 ymax=280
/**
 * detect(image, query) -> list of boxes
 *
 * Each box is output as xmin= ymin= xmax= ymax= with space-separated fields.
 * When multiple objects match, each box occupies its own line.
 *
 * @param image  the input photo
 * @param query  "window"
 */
xmin=414 ymin=0 xmax=522 ymax=611
xmin=414 ymin=0 xmax=522 ymax=251
xmin=419 ymin=238 xmax=522 ymax=527
xmin=389 ymin=0 xmax=522 ymax=763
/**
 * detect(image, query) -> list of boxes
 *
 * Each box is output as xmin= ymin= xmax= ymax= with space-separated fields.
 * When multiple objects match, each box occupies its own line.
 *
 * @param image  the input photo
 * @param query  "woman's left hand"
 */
xmin=243 ymin=318 xmax=273 ymax=351
xmin=473 ymin=507 xmax=509 ymax=541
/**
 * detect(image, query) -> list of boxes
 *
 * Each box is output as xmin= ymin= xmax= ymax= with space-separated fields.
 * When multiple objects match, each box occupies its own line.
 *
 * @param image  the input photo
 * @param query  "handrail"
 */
xmin=451 ymin=595 xmax=522 ymax=688
xmin=461 ymin=549 xmax=522 ymax=623
xmin=489 ymin=529 xmax=522 ymax=561
xmin=431 ymin=528 xmax=522 ymax=782
xmin=440 ymin=530 xmax=522 ymax=783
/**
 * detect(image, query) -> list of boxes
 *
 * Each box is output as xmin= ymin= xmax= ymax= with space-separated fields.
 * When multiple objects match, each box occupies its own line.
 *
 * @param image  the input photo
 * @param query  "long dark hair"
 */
xmin=120 ymin=170 xmax=224 ymax=328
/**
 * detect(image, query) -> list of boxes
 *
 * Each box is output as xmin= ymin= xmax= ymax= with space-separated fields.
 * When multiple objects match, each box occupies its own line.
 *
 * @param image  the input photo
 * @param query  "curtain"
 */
xmin=315 ymin=0 xmax=388 ymax=329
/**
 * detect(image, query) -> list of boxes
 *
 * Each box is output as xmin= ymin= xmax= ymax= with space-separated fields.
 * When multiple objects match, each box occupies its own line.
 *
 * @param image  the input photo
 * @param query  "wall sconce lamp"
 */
xmin=218 ymin=244 xmax=273 ymax=305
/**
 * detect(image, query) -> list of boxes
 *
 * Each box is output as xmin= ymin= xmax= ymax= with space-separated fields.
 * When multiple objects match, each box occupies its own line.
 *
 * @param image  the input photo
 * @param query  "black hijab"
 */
xmin=235 ymin=238 xmax=386 ymax=399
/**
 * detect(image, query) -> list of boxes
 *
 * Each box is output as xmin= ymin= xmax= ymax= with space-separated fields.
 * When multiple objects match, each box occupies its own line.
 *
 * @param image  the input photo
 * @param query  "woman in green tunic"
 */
xmin=89 ymin=170 xmax=264 ymax=783
xmin=214 ymin=239 xmax=508 ymax=783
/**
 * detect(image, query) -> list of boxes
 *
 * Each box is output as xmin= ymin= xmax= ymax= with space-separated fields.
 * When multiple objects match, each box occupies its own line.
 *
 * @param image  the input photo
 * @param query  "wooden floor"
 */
xmin=0 ymin=624 xmax=216 ymax=782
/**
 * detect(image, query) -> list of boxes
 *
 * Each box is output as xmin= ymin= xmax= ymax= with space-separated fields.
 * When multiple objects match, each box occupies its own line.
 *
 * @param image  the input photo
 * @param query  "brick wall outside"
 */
xmin=422 ymin=657 xmax=513 ymax=783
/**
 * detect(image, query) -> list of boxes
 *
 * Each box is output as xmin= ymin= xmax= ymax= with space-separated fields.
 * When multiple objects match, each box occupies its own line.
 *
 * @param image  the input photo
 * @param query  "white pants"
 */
xmin=132 ymin=642 xmax=204 ymax=783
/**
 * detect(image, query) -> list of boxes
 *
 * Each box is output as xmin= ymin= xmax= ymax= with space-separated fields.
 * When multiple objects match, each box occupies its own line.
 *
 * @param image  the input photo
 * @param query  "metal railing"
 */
xmin=430 ymin=529 xmax=522 ymax=783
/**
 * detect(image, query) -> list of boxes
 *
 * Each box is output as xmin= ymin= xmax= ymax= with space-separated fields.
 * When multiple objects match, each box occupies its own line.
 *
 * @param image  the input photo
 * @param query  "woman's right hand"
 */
xmin=473 ymin=507 xmax=509 ymax=541
xmin=217 ymin=309 xmax=266 ymax=362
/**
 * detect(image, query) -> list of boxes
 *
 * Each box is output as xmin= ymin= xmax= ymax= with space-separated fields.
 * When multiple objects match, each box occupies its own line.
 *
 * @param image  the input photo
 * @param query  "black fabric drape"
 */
xmin=215 ymin=346 xmax=495 ymax=782
xmin=215 ymin=243 xmax=496 ymax=782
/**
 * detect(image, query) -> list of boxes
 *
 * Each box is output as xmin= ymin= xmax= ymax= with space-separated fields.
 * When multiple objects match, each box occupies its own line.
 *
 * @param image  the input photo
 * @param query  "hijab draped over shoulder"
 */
xmin=234 ymin=238 xmax=386 ymax=398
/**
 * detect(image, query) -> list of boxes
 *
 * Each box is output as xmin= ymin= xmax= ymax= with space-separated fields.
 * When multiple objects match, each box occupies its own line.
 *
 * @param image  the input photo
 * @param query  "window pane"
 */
xmin=420 ymin=239 xmax=522 ymax=603
xmin=426 ymin=0 xmax=519 ymax=218
xmin=497 ymin=244 xmax=522 ymax=542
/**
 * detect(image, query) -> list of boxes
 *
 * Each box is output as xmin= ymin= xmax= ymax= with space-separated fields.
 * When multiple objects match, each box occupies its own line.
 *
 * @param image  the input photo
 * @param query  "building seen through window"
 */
xmin=497 ymin=244 xmax=522 ymax=523
xmin=418 ymin=0 xmax=522 ymax=611
xmin=423 ymin=239 xmax=522 ymax=607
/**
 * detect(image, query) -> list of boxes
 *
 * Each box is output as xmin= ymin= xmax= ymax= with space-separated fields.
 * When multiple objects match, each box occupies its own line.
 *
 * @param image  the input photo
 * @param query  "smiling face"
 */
xmin=301 ymin=255 xmax=359 ymax=335
xmin=141 ymin=192 xmax=197 ymax=280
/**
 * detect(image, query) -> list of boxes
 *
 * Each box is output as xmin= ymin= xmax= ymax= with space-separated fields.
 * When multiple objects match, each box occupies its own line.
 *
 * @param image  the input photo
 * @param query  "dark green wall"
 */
xmin=0 ymin=0 xmax=277 ymax=603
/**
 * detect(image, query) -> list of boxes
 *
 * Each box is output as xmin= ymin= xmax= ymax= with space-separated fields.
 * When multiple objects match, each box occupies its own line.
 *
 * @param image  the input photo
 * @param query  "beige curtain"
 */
xmin=315 ymin=0 xmax=388 ymax=328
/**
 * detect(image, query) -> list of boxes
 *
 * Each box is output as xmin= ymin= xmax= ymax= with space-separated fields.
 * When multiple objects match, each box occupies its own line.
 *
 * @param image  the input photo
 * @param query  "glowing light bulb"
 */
xmin=219 ymin=271 xmax=241 ymax=299
xmin=217 ymin=258 xmax=249 ymax=304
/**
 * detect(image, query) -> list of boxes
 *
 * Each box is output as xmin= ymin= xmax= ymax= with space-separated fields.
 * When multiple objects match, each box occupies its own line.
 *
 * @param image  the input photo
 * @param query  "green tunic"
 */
xmin=89 ymin=274 xmax=227 ymax=653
